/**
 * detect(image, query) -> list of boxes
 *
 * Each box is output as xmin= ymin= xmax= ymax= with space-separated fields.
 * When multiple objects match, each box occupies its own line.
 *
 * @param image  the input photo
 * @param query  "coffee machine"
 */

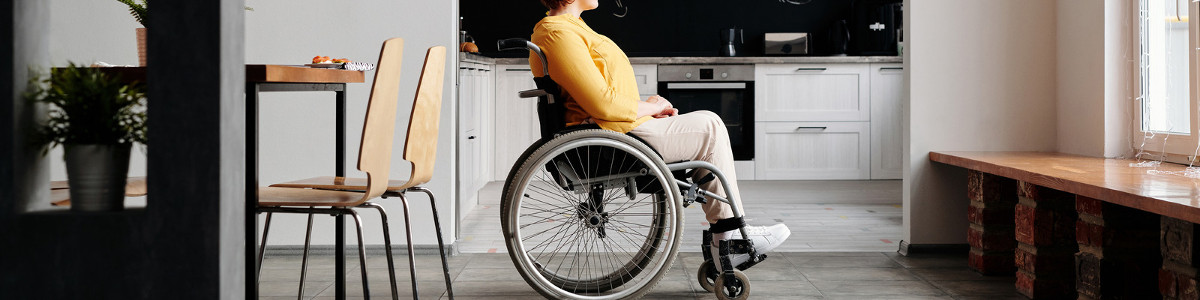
xmin=719 ymin=28 xmax=744 ymax=57
xmin=851 ymin=0 xmax=902 ymax=56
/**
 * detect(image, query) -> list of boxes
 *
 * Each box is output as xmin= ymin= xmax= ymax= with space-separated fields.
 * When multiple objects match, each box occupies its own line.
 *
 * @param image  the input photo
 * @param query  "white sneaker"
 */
xmin=711 ymin=223 xmax=791 ymax=269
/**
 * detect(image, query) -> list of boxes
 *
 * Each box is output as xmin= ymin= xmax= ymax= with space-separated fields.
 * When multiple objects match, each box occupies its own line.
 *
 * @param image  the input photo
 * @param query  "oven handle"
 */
xmin=665 ymin=82 xmax=748 ymax=90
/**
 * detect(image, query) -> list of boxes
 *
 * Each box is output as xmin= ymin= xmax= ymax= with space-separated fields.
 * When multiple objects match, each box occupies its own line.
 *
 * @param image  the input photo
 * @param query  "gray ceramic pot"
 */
xmin=64 ymin=143 xmax=131 ymax=212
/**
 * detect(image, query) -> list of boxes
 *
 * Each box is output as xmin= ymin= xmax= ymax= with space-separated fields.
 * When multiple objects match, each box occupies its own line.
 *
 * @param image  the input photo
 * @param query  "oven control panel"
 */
xmin=658 ymin=64 xmax=754 ymax=82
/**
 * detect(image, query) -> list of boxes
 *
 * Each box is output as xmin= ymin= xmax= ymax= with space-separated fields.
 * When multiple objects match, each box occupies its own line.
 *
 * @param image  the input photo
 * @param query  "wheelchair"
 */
xmin=496 ymin=39 xmax=766 ymax=300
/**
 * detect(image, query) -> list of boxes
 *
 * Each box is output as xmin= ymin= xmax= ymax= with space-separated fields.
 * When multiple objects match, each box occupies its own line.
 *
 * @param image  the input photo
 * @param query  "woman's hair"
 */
xmin=540 ymin=0 xmax=573 ymax=9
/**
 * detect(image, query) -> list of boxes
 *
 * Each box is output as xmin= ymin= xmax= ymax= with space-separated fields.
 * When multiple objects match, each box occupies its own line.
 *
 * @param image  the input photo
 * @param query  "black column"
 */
xmin=143 ymin=0 xmax=246 ymax=299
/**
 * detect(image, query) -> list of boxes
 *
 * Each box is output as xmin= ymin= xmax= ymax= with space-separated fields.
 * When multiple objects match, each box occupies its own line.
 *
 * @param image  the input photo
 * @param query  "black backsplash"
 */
xmin=461 ymin=0 xmax=856 ymax=58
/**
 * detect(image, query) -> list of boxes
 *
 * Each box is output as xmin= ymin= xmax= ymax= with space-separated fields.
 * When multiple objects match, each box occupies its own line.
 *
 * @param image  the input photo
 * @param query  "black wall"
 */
xmin=462 ymin=0 xmax=856 ymax=57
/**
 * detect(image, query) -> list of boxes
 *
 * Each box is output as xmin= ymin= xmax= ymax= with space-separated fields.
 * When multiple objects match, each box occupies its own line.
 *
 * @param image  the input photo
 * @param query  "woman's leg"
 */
xmin=629 ymin=110 xmax=742 ymax=224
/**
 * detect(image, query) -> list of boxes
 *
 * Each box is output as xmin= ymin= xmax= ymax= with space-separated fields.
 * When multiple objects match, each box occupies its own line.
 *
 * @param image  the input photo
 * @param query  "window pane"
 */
xmin=1142 ymin=0 xmax=1191 ymax=134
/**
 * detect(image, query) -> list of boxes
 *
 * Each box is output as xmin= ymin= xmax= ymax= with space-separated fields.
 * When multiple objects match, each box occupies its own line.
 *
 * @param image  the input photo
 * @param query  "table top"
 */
xmin=930 ymin=151 xmax=1200 ymax=223
xmin=91 ymin=64 xmax=365 ymax=84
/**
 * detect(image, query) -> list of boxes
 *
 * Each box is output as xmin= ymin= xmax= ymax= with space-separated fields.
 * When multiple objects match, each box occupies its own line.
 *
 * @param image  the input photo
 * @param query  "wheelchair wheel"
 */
xmin=713 ymin=269 xmax=750 ymax=300
xmin=502 ymin=129 xmax=683 ymax=299
xmin=697 ymin=260 xmax=718 ymax=292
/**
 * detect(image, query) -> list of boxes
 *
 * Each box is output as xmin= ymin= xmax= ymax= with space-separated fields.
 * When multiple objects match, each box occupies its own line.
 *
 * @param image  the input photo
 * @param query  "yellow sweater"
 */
xmin=530 ymin=15 xmax=651 ymax=133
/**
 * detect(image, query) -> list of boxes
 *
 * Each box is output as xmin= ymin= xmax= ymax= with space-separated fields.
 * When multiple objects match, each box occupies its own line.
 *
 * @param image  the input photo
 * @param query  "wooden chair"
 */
xmin=50 ymin=177 xmax=148 ymax=206
xmin=261 ymin=42 xmax=451 ymax=299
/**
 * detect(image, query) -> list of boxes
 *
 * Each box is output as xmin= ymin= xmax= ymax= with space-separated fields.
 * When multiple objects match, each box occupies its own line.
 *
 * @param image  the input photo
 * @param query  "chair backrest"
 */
xmin=356 ymin=38 xmax=405 ymax=201
xmin=396 ymin=46 xmax=447 ymax=190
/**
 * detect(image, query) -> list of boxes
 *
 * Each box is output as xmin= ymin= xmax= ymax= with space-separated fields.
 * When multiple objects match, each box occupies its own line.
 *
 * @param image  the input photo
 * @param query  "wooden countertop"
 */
xmin=930 ymin=151 xmax=1200 ymax=223
xmin=91 ymin=65 xmax=365 ymax=84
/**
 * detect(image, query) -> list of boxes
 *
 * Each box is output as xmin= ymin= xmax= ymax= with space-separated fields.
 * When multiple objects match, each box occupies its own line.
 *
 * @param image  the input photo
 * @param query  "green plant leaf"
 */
xmin=27 ymin=62 xmax=148 ymax=153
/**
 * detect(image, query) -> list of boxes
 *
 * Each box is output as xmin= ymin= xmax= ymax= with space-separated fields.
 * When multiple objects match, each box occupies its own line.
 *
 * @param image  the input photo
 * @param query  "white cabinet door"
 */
xmin=755 ymin=64 xmax=870 ymax=122
xmin=476 ymin=64 xmax=493 ymax=187
xmin=632 ymin=64 xmax=658 ymax=100
xmin=457 ymin=62 xmax=477 ymax=206
xmin=870 ymin=64 xmax=903 ymax=179
xmin=755 ymin=121 xmax=870 ymax=180
xmin=457 ymin=62 xmax=493 ymax=206
xmin=493 ymin=65 xmax=541 ymax=181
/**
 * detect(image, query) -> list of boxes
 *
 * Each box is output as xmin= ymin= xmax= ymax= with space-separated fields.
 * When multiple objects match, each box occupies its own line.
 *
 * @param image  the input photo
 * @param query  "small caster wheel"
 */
xmin=713 ymin=269 xmax=750 ymax=300
xmin=697 ymin=260 xmax=719 ymax=292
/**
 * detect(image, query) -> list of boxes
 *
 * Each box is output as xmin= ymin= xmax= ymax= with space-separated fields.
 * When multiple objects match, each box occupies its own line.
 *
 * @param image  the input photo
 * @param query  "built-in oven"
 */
xmin=657 ymin=64 xmax=755 ymax=160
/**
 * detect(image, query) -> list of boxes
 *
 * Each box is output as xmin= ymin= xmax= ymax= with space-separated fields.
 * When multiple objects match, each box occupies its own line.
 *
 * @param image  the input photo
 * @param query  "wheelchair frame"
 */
xmin=498 ymin=38 xmax=761 ymax=299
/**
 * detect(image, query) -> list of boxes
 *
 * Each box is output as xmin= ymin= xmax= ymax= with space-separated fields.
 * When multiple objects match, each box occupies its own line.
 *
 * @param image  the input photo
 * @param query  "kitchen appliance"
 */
xmin=657 ymin=64 xmax=755 ymax=160
xmin=719 ymin=28 xmax=744 ymax=57
xmin=829 ymin=20 xmax=850 ymax=56
xmin=852 ymin=0 xmax=902 ymax=56
xmin=764 ymin=33 xmax=810 ymax=55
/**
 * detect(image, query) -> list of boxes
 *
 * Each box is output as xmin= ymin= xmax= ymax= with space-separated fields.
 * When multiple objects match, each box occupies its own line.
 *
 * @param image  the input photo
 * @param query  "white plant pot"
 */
xmin=64 ymin=143 xmax=132 ymax=212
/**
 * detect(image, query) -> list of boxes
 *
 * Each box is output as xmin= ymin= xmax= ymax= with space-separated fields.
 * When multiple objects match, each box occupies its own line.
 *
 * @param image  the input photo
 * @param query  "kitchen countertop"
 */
xmin=480 ymin=55 xmax=901 ymax=65
xmin=462 ymin=52 xmax=902 ymax=65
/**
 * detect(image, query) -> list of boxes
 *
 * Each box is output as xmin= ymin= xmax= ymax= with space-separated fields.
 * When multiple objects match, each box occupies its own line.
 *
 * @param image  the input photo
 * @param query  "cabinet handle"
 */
xmin=468 ymin=136 xmax=477 ymax=140
xmin=880 ymin=67 xmax=904 ymax=71
xmin=506 ymin=68 xmax=532 ymax=72
xmin=795 ymin=126 xmax=827 ymax=130
xmin=794 ymin=67 xmax=827 ymax=72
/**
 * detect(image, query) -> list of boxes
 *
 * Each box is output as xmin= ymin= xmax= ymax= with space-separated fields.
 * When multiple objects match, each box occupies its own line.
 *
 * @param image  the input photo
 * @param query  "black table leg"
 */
xmin=335 ymin=87 xmax=347 ymax=300
xmin=336 ymin=87 xmax=346 ymax=176
xmin=246 ymin=82 xmax=260 ymax=300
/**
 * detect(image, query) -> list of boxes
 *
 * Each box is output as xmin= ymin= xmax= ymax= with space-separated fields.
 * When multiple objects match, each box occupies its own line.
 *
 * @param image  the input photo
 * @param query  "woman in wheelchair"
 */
xmin=497 ymin=0 xmax=790 ymax=299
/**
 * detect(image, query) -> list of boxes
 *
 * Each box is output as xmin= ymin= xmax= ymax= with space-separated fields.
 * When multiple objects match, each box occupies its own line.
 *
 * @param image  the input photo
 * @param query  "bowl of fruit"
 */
xmin=306 ymin=56 xmax=351 ymax=68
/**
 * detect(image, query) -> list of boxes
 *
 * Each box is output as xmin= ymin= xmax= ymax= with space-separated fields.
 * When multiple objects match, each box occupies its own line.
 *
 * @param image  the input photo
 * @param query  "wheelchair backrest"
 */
xmin=498 ymin=38 xmax=570 ymax=141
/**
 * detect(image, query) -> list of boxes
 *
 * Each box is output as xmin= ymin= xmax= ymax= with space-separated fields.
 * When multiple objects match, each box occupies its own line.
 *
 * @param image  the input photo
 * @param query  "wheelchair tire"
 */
xmin=713 ymin=269 xmax=750 ymax=300
xmin=697 ymin=260 xmax=718 ymax=292
xmin=502 ymin=129 xmax=683 ymax=300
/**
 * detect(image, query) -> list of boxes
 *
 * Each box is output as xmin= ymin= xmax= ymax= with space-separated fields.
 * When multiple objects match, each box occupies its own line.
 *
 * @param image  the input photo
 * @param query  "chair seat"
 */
xmin=50 ymin=177 xmax=149 ymax=207
xmin=269 ymin=176 xmax=414 ymax=193
xmin=257 ymin=186 xmax=366 ymax=207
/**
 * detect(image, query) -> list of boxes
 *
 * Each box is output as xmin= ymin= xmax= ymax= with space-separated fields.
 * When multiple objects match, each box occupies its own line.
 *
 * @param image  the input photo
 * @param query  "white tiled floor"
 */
xmin=456 ymin=180 xmax=903 ymax=253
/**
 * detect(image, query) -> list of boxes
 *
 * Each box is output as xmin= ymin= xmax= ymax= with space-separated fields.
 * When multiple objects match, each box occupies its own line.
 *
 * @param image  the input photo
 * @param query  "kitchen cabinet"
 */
xmin=870 ymin=63 xmax=903 ymax=179
xmin=492 ymin=65 xmax=541 ymax=181
xmin=755 ymin=64 xmax=870 ymax=122
xmin=457 ymin=61 xmax=492 ymax=206
xmin=755 ymin=122 xmax=871 ymax=180
xmin=479 ymin=58 xmax=902 ymax=182
xmin=632 ymin=64 xmax=658 ymax=99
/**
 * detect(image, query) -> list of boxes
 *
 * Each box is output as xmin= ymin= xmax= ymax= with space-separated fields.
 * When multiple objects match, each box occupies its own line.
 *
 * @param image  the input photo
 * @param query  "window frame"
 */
xmin=1133 ymin=0 xmax=1200 ymax=164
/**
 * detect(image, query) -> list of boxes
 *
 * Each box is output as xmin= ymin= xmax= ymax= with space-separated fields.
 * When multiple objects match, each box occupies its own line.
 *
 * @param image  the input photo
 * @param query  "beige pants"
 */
xmin=629 ymin=110 xmax=743 ymax=224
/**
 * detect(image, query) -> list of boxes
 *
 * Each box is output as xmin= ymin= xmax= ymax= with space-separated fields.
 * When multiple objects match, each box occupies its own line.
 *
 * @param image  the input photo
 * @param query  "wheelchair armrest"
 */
xmin=519 ymin=89 xmax=549 ymax=98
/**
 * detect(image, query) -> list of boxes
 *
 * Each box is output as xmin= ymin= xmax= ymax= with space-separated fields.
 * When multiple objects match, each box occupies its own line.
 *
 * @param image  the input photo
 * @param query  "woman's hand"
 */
xmin=645 ymin=95 xmax=678 ymax=118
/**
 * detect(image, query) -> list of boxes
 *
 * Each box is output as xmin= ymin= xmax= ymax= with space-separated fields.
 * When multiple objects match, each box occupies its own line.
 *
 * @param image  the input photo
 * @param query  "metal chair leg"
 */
xmin=396 ymin=193 xmax=420 ymax=299
xmin=348 ymin=209 xmax=372 ymax=300
xmin=298 ymin=211 xmax=315 ymax=300
xmin=257 ymin=212 xmax=273 ymax=279
xmin=360 ymin=202 xmax=399 ymax=300
xmin=412 ymin=187 xmax=454 ymax=300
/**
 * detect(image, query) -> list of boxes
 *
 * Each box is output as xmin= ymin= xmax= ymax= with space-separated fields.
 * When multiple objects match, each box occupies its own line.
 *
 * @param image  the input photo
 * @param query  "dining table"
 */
xmin=96 ymin=64 xmax=365 ymax=300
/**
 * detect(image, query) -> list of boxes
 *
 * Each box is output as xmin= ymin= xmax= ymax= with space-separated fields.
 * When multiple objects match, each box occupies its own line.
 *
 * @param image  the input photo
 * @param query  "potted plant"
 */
xmin=116 ymin=0 xmax=251 ymax=66
xmin=116 ymin=0 xmax=148 ymax=66
xmin=28 ymin=63 xmax=147 ymax=212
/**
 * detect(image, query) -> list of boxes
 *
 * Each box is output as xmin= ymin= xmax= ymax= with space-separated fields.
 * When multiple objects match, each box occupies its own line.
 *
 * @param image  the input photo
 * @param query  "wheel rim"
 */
xmin=506 ymin=135 xmax=681 ymax=299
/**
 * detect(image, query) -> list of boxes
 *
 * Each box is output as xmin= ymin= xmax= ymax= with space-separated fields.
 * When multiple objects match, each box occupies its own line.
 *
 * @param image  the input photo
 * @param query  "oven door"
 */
xmin=658 ymin=81 xmax=755 ymax=160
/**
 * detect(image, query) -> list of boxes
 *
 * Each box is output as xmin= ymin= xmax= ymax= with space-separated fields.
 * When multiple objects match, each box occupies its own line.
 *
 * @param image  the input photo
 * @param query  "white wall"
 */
xmin=904 ymin=0 xmax=1059 ymax=245
xmin=1058 ymin=0 xmax=1107 ymax=157
xmin=1105 ymin=0 xmax=1135 ymax=158
xmin=1056 ymin=0 xmax=1136 ymax=158
xmin=48 ymin=0 xmax=459 ymax=247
